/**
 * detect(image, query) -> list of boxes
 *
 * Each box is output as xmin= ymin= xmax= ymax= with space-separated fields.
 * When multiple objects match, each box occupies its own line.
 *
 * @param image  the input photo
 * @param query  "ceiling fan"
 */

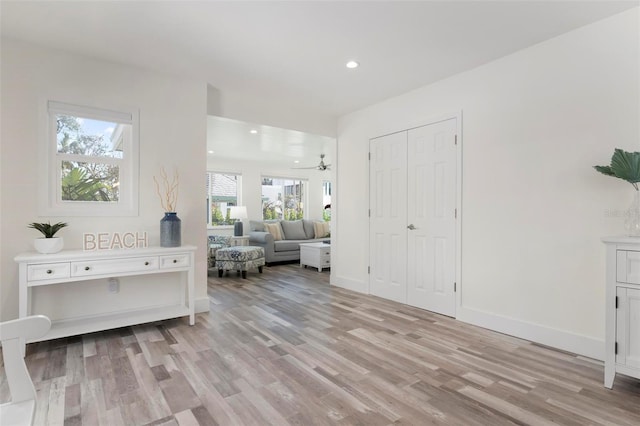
xmin=293 ymin=154 xmax=331 ymax=171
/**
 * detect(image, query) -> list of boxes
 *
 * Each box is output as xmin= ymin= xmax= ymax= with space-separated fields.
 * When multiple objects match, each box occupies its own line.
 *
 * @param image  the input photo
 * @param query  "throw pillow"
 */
xmin=313 ymin=221 xmax=330 ymax=238
xmin=280 ymin=220 xmax=307 ymax=240
xmin=264 ymin=222 xmax=284 ymax=241
xmin=302 ymin=219 xmax=316 ymax=239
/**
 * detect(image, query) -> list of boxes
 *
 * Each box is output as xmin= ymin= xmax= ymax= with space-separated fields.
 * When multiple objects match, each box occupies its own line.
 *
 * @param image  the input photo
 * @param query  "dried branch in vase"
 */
xmin=154 ymin=167 xmax=179 ymax=212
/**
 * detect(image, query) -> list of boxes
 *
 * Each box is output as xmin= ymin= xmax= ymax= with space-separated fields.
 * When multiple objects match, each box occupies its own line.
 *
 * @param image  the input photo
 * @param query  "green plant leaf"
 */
xmin=610 ymin=149 xmax=640 ymax=183
xmin=28 ymin=221 xmax=68 ymax=238
xmin=593 ymin=165 xmax=614 ymax=176
xmin=594 ymin=149 xmax=640 ymax=190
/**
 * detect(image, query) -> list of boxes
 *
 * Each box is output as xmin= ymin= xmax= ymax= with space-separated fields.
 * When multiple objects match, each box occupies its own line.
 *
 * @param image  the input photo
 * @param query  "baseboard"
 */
xmin=195 ymin=297 xmax=210 ymax=314
xmin=457 ymin=306 xmax=604 ymax=361
xmin=331 ymin=274 xmax=368 ymax=294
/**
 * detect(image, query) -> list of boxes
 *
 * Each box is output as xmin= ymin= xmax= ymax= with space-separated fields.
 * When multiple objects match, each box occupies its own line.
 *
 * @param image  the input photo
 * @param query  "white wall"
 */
xmin=206 ymin=156 xmax=334 ymax=235
xmin=335 ymin=9 xmax=639 ymax=359
xmin=0 ymin=40 xmax=208 ymax=320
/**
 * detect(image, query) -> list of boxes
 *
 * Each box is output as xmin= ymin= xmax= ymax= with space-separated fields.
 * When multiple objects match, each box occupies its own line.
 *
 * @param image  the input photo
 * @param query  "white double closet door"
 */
xmin=369 ymin=118 xmax=457 ymax=317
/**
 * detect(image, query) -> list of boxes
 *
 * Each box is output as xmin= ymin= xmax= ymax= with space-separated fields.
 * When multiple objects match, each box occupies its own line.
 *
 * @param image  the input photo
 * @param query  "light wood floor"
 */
xmin=2 ymin=264 xmax=639 ymax=425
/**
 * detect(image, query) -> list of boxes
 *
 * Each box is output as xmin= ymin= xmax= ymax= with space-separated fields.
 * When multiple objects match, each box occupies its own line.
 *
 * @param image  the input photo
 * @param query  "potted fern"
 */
xmin=28 ymin=221 xmax=68 ymax=254
xmin=594 ymin=148 xmax=640 ymax=236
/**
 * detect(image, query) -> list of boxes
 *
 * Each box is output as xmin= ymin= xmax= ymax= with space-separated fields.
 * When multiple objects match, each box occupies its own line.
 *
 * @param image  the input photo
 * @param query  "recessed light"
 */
xmin=346 ymin=60 xmax=359 ymax=69
xmin=249 ymin=129 xmax=258 ymax=134
xmin=208 ymin=150 xmax=214 ymax=154
xmin=294 ymin=160 xmax=300 ymax=164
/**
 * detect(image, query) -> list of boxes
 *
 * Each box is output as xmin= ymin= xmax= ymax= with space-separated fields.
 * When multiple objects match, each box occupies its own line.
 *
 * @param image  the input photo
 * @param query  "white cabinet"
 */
xmin=15 ymin=246 xmax=196 ymax=344
xmin=603 ymin=237 xmax=640 ymax=388
xmin=300 ymin=242 xmax=331 ymax=272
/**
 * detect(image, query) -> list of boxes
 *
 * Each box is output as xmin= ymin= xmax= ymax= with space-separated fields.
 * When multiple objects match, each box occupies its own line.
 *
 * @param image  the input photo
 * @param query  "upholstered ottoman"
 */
xmin=215 ymin=246 xmax=265 ymax=279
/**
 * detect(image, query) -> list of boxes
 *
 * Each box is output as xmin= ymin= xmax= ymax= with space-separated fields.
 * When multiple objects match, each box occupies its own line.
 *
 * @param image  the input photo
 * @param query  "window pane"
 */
xmin=262 ymin=177 xmax=305 ymax=220
xmin=56 ymin=115 xmax=126 ymax=159
xmin=207 ymin=172 xmax=238 ymax=226
xmin=323 ymin=181 xmax=332 ymax=221
xmin=61 ymin=161 xmax=120 ymax=202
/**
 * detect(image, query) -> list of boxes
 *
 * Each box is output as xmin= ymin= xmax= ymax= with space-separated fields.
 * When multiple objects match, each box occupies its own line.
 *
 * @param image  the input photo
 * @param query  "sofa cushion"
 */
xmin=313 ymin=221 xmax=330 ymax=238
xmin=264 ymin=222 xmax=284 ymax=241
xmin=280 ymin=220 xmax=307 ymax=240
xmin=302 ymin=220 xmax=316 ymax=239
xmin=274 ymin=240 xmax=302 ymax=252
xmin=250 ymin=219 xmax=280 ymax=232
xmin=250 ymin=220 xmax=265 ymax=232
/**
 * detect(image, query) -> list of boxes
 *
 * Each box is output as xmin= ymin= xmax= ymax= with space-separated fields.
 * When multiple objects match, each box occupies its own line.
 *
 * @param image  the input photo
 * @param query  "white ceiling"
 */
xmin=207 ymin=116 xmax=335 ymax=167
xmin=2 ymin=1 xmax=636 ymax=164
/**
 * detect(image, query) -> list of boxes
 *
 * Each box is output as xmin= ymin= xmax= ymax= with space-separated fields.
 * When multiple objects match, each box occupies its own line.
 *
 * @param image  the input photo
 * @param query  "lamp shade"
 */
xmin=228 ymin=206 xmax=248 ymax=219
xmin=228 ymin=206 xmax=247 ymax=236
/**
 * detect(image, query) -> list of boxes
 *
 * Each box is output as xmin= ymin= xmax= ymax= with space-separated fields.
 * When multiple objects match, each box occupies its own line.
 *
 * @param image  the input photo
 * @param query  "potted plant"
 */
xmin=28 ymin=221 xmax=68 ymax=254
xmin=594 ymin=148 xmax=640 ymax=236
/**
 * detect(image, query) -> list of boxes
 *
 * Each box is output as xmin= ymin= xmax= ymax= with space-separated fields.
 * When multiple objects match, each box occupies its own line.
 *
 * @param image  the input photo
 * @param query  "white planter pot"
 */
xmin=34 ymin=237 xmax=64 ymax=254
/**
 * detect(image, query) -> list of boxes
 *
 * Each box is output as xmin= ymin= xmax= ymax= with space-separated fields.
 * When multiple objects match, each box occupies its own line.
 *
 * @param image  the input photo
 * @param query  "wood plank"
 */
xmin=2 ymin=264 xmax=638 ymax=425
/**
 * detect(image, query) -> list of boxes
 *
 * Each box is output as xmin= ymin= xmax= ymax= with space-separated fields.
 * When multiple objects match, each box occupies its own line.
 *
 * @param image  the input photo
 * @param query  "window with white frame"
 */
xmin=261 ymin=177 xmax=306 ymax=220
xmin=322 ymin=180 xmax=332 ymax=221
xmin=207 ymin=172 xmax=241 ymax=226
xmin=42 ymin=101 xmax=139 ymax=216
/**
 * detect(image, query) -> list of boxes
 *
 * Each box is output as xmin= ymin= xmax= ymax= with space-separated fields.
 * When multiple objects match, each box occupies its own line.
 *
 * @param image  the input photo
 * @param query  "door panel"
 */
xmin=369 ymin=132 xmax=408 ymax=303
xmin=617 ymin=287 xmax=640 ymax=369
xmin=628 ymin=288 xmax=640 ymax=369
xmin=406 ymin=119 xmax=457 ymax=316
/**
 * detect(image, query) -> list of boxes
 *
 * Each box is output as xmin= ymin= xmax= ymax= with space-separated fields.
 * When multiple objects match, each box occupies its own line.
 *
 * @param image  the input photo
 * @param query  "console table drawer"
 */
xmin=617 ymin=250 xmax=640 ymax=285
xmin=71 ymin=256 xmax=159 ymax=277
xmin=27 ymin=263 xmax=70 ymax=282
xmin=159 ymin=254 xmax=190 ymax=269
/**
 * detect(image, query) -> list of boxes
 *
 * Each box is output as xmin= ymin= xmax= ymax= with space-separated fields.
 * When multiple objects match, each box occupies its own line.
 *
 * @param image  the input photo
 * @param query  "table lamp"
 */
xmin=229 ymin=206 xmax=248 ymax=236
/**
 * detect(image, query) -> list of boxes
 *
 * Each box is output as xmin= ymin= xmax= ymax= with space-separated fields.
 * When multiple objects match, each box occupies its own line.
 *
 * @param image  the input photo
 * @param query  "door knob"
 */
xmin=407 ymin=224 xmax=416 ymax=230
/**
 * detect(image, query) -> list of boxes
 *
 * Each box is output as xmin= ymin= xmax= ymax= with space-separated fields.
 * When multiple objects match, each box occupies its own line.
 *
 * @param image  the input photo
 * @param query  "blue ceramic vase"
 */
xmin=160 ymin=212 xmax=181 ymax=247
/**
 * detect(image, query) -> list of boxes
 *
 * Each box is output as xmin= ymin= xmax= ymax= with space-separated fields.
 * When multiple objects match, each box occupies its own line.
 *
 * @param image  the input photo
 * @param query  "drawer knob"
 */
xmin=173 ymin=259 xmax=178 ymax=264
xmin=144 ymin=261 xmax=149 ymax=266
xmin=46 ymin=269 xmax=53 ymax=274
xmin=84 ymin=266 xmax=90 ymax=271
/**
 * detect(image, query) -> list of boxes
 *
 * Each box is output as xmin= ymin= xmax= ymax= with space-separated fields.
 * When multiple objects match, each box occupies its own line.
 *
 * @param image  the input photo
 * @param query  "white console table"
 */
xmin=602 ymin=237 xmax=640 ymax=388
xmin=15 ymin=246 xmax=196 ymax=343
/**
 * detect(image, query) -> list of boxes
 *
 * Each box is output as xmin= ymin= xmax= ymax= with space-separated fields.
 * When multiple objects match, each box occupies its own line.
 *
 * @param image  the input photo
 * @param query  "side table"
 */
xmin=300 ymin=242 xmax=331 ymax=272
xmin=230 ymin=236 xmax=249 ymax=246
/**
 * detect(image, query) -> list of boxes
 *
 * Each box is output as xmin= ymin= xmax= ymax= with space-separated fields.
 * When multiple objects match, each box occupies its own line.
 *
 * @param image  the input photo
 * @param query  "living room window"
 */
xmin=207 ymin=172 xmax=241 ymax=226
xmin=261 ymin=177 xmax=306 ymax=220
xmin=323 ymin=180 xmax=332 ymax=221
xmin=41 ymin=101 xmax=139 ymax=216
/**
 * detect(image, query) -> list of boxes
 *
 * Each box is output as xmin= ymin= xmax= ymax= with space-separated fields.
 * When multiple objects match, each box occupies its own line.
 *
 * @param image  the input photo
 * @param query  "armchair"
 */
xmin=207 ymin=235 xmax=232 ymax=268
